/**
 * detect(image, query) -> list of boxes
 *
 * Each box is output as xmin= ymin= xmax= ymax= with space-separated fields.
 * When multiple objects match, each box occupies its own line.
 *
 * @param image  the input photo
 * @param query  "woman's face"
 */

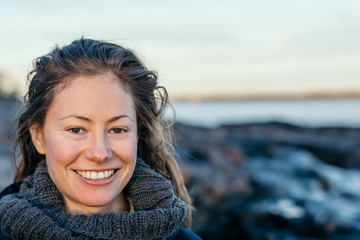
xmin=30 ymin=72 xmax=138 ymax=214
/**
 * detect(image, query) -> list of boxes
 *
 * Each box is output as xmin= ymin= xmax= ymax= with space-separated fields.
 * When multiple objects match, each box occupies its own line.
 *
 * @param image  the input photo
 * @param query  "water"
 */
xmin=167 ymin=98 xmax=360 ymax=128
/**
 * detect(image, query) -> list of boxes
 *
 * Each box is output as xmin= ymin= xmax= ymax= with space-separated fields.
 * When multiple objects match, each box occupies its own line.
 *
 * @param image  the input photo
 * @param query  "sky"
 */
xmin=0 ymin=0 xmax=359 ymax=98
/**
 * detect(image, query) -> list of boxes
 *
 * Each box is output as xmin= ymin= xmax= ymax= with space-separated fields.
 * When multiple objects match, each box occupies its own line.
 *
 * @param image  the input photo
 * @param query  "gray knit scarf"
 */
xmin=0 ymin=159 xmax=187 ymax=240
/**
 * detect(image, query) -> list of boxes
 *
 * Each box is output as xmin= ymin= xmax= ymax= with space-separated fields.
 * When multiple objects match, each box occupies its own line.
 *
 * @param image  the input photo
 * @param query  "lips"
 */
xmin=75 ymin=170 xmax=116 ymax=180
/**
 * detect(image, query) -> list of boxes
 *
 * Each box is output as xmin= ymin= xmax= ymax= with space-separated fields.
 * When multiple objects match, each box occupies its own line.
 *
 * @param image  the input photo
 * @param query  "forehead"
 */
xmin=48 ymin=73 xmax=136 ymax=119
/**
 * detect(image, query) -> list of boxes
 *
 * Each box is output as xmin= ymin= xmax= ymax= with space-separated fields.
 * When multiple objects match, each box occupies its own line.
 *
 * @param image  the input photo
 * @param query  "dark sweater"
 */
xmin=0 ymin=178 xmax=201 ymax=240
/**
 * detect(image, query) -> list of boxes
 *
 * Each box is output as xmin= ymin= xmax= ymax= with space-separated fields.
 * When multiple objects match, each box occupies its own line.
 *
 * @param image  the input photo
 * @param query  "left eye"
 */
xmin=110 ymin=128 xmax=125 ymax=134
xmin=69 ymin=128 xmax=84 ymax=134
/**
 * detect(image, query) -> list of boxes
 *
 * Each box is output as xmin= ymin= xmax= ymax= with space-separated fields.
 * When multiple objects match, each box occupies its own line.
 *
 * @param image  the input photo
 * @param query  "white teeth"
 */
xmin=98 ymin=172 xmax=104 ymax=179
xmin=76 ymin=170 xmax=116 ymax=180
xmin=91 ymin=172 xmax=97 ymax=179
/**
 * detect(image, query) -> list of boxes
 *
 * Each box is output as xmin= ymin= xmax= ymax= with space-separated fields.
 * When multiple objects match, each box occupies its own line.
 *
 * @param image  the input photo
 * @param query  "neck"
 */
xmin=63 ymin=193 xmax=131 ymax=215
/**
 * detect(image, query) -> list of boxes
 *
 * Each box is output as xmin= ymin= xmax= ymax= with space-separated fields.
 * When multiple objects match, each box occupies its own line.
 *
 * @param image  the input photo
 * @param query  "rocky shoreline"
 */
xmin=172 ymin=122 xmax=360 ymax=239
xmin=1 ymin=98 xmax=360 ymax=239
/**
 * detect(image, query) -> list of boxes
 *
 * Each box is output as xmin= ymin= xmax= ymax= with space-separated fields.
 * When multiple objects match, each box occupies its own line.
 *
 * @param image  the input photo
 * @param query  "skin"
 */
xmin=30 ymin=72 xmax=138 ymax=215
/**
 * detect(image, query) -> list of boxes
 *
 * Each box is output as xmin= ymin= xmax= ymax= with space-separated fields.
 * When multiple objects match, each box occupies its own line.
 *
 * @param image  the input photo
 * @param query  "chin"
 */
xmin=79 ymin=195 xmax=116 ymax=208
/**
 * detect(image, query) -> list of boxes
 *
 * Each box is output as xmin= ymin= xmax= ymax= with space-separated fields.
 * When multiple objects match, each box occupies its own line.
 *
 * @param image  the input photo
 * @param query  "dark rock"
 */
xmin=173 ymin=122 xmax=360 ymax=240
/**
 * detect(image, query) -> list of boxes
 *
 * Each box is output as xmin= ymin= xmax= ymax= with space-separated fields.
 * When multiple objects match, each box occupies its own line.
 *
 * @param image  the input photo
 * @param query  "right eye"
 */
xmin=69 ymin=128 xmax=84 ymax=134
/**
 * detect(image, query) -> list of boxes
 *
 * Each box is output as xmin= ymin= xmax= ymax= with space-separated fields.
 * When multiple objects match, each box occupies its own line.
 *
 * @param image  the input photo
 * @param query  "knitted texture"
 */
xmin=0 ymin=159 xmax=187 ymax=240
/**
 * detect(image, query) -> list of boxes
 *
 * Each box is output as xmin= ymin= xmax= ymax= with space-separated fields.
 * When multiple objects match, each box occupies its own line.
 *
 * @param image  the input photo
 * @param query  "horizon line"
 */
xmin=169 ymin=90 xmax=360 ymax=102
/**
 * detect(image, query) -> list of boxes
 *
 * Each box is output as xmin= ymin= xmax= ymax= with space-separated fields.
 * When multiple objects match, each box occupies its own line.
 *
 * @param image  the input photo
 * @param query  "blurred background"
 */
xmin=1 ymin=1 xmax=360 ymax=239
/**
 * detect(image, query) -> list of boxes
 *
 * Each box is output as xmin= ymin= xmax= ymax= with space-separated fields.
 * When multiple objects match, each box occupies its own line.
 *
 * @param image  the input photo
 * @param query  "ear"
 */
xmin=29 ymin=124 xmax=46 ymax=155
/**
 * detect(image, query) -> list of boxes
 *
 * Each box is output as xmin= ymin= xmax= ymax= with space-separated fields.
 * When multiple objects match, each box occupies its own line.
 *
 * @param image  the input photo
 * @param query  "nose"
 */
xmin=85 ymin=133 xmax=112 ymax=162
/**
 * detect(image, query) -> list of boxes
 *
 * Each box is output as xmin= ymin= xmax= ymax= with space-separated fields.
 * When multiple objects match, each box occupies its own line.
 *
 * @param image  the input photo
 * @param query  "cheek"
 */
xmin=113 ymin=138 xmax=138 ymax=163
xmin=45 ymin=139 xmax=83 ymax=189
xmin=125 ymin=140 xmax=138 ymax=162
xmin=45 ymin=138 xmax=82 ymax=165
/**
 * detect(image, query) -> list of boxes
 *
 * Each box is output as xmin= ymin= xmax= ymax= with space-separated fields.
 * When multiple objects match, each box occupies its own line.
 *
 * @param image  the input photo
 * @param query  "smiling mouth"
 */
xmin=75 ymin=170 xmax=116 ymax=180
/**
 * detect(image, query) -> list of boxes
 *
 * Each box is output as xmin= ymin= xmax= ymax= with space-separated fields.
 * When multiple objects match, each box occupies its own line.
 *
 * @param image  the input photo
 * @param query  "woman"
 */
xmin=0 ymin=38 xmax=201 ymax=239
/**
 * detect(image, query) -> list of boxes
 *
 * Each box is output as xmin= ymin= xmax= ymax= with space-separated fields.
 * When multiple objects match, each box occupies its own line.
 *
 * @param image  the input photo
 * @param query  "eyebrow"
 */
xmin=59 ymin=114 xmax=134 ymax=123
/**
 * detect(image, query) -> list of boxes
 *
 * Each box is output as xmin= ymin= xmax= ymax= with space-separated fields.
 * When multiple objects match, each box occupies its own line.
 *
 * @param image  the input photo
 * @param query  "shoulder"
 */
xmin=166 ymin=226 xmax=202 ymax=240
xmin=0 ymin=230 xmax=12 ymax=240
xmin=0 ymin=181 xmax=22 ymax=198
xmin=0 ymin=182 xmax=20 ymax=240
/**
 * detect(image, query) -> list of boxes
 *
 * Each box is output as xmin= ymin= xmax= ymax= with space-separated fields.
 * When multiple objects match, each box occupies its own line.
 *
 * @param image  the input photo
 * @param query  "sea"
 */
xmin=166 ymin=97 xmax=360 ymax=128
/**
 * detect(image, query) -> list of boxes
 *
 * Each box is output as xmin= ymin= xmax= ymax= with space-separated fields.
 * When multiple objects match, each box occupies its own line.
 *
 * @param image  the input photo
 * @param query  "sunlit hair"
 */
xmin=11 ymin=38 xmax=192 ymax=227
